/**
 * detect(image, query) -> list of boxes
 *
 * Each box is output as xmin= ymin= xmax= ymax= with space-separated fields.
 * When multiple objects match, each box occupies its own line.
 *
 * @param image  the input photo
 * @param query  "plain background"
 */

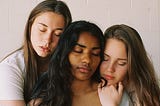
xmin=0 ymin=0 xmax=159 ymax=78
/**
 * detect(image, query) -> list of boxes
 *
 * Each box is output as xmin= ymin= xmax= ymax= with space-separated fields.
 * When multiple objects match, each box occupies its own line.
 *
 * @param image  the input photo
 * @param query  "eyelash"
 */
xmin=73 ymin=50 xmax=100 ymax=56
xmin=73 ymin=50 xmax=82 ymax=53
xmin=54 ymin=33 xmax=61 ymax=37
xmin=103 ymin=58 xmax=127 ymax=66
xmin=39 ymin=29 xmax=46 ymax=32
xmin=118 ymin=62 xmax=127 ymax=66
xmin=92 ymin=53 xmax=100 ymax=56
xmin=103 ymin=57 xmax=109 ymax=61
xmin=39 ymin=28 xmax=61 ymax=37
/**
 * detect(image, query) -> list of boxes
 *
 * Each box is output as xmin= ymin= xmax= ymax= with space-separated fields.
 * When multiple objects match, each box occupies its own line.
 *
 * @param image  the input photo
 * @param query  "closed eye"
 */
xmin=118 ymin=62 xmax=127 ymax=66
xmin=91 ymin=51 xmax=100 ymax=56
xmin=103 ymin=56 xmax=109 ymax=61
xmin=73 ymin=50 xmax=82 ymax=53
xmin=54 ymin=30 xmax=63 ymax=37
xmin=92 ymin=53 xmax=100 ymax=56
xmin=38 ymin=23 xmax=47 ymax=32
xmin=53 ymin=33 xmax=61 ymax=37
xmin=39 ymin=29 xmax=46 ymax=32
xmin=103 ymin=58 xmax=109 ymax=61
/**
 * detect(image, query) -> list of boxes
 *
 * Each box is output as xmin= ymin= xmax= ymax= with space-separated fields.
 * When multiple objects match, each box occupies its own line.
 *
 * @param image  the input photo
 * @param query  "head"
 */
xmin=69 ymin=30 xmax=102 ymax=82
xmin=101 ymin=24 xmax=160 ymax=105
xmin=23 ymin=0 xmax=72 ymax=103
xmin=100 ymin=24 xmax=154 ymax=87
xmin=24 ymin=0 xmax=72 ymax=58
xmin=51 ymin=20 xmax=104 ymax=83
xmin=100 ymin=38 xmax=128 ymax=86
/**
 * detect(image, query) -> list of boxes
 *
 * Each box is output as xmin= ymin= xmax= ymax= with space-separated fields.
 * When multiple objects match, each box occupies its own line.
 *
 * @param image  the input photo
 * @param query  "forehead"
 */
xmin=105 ymin=38 xmax=127 ymax=58
xmin=77 ymin=32 xmax=100 ymax=47
xmin=34 ymin=11 xmax=65 ymax=27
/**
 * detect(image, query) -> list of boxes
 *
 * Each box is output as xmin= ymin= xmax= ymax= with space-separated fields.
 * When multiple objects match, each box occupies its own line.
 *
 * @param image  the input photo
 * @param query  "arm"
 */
xmin=0 ymin=101 xmax=25 ymax=106
xmin=0 ymin=63 xmax=25 ymax=105
xmin=98 ymin=82 xmax=123 ymax=106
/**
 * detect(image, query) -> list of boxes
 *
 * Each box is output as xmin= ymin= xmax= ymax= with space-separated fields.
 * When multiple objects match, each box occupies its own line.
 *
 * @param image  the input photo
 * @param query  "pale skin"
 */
xmin=99 ymin=38 xmax=128 ymax=105
xmin=100 ymin=38 xmax=128 ymax=86
xmin=98 ymin=82 xmax=123 ymax=106
xmin=31 ymin=12 xmax=65 ymax=58
xmin=31 ymin=11 xmax=65 ymax=73
xmin=0 ymin=12 xmax=65 ymax=106
xmin=69 ymin=32 xmax=123 ymax=106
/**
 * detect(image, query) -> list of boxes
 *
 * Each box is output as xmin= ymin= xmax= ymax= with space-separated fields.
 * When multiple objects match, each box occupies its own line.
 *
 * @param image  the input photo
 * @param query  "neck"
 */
xmin=37 ymin=55 xmax=50 ymax=73
xmin=71 ymin=79 xmax=97 ymax=96
xmin=37 ymin=55 xmax=50 ymax=64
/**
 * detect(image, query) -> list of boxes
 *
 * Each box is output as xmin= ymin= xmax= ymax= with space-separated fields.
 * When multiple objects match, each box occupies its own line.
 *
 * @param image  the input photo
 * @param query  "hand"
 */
xmin=98 ymin=82 xmax=123 ymax=106
xmin=28 ymin=98 xmax=42 ymax=106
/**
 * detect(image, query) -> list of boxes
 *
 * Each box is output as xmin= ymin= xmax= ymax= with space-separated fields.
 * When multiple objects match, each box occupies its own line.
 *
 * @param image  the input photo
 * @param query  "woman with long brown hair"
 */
xmin=100 ymin=24 xmax=160 ymax=106
xmin=0 ymin=0 xmax=72 ymax=105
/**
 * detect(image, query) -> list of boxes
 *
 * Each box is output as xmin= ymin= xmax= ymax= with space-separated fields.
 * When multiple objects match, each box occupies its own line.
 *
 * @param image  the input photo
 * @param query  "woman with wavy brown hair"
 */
xmin=100 ymin=24 xmax=160 ymax=106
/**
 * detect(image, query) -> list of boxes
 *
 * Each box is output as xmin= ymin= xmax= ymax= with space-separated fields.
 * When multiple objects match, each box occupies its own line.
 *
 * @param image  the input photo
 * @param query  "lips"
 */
xmin=40 ymin=46 xmax=51 ymax=52
xmin=78 ymin=67 xmax=90 ymax=73
xmin=105 ymin=74 xmax=114 ymax=80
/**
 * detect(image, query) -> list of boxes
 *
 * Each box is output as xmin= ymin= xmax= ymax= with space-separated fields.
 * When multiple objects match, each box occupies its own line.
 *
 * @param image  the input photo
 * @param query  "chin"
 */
xmin=107 ymin=82 xmax=115 ymax=86
xmin=37 ymin=53 xmax=48 ymax=58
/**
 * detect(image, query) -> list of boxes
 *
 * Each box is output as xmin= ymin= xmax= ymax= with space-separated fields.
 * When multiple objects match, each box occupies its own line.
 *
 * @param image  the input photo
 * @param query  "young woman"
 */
xmin=100 ymin=24 xmax=160 ymax=106
xmin=30 ymin=21 xmax=123 ymax=106
xmin=0 ymin=0 xmax=72 ymax=105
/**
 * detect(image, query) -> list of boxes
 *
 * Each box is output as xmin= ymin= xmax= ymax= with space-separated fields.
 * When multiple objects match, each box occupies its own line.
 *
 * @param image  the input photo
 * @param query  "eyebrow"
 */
xmin=104 ymin=53 xmax=127 ymax=61
xmin=38 ymin=23 xmax=63 ymax=30
xmin=76 ymin=43 xmax=101 ymax=50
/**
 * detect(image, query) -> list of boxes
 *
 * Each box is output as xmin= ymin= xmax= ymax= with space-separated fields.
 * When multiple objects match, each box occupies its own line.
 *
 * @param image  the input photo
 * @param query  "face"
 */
xmin=69 ymin=32 xmax=101 ymax=81
xmin=100 ymin=39 xmax=128 ymax=86
xmin=31 ymin=12 xmax=65 ymax=57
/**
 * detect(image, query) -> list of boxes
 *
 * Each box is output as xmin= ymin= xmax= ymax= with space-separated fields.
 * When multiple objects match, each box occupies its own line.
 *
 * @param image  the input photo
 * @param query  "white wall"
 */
xmin=0 ymin=0 xmax=159 ymax=78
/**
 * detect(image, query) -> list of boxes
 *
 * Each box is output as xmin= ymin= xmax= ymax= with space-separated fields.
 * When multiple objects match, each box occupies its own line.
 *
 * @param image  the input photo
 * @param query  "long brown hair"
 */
xmin=23 ymin=0 xmax=72 ymax=103
xmin=104 ymin=24 xmax=160 ymax=106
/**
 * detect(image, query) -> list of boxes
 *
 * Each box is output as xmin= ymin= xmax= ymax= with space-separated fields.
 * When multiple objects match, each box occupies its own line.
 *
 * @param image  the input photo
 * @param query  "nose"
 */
xmin=81 ymin=53 xmax=91 ymax=66
xmin=107 ymin=62 xmax=115 ymax=73
xmin=44 ymin=32 xmax=52 ymax=44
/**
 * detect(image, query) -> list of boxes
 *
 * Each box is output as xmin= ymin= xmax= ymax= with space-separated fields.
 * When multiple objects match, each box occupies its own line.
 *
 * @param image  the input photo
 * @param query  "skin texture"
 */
xmin=70 ymin=32 xmax=102 ymax=106
xmin=100 ymin=39 xmax=128 ymax=86
xmin=31 ymin=12 xmax=65 ymax=58
xmin=69 ymin=32 xmax=101 ymax=81
xmin=98 ymin=82 xmax=123 ymax=106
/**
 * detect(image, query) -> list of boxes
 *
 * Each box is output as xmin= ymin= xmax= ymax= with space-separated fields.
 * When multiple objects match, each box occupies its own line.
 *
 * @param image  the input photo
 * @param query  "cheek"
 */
xmin=31 ymin=35 xmax=38 ymax=48
xmin=100 ymin=62 xmax=107 ymax=74
xmin=91 ymin=56 xmax=100 ymax=66
xmin=68 ymin=53 xmax=77 ymax=66
xmin=31 ymin=28 xmax=42 ymax=43
xmin=50 ymin=37 xmax=60 ymax=50
xmin=116 ymin=68 xmax=128 ymax=81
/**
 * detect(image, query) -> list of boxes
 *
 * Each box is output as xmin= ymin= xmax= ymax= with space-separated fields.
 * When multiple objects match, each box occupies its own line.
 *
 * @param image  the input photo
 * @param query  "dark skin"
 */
xmin=72 ymin=79 xmax=101 ymax=106
xmin=69 ymin=32 xmax=102 ymax=106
